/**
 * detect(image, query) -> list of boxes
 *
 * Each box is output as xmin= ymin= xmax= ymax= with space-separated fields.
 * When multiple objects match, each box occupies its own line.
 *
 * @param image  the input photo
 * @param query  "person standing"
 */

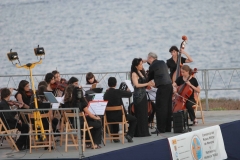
xmin=147 ymin=52 xmax=173 ymax=133
xmin=131 ymin=58 xmax=152 ymax=137
xmin=166 ymin=46 xmax=193 ymax=82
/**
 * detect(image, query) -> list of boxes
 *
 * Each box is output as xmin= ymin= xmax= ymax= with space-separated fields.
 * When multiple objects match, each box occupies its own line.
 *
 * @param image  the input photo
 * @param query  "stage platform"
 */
xmin=1 ymin=110 xmax=240 ymax=160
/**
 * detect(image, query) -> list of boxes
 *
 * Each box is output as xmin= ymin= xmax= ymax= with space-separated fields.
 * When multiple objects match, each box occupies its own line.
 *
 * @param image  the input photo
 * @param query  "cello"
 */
xmin=172 ymin=35 xmax=188 ymax=83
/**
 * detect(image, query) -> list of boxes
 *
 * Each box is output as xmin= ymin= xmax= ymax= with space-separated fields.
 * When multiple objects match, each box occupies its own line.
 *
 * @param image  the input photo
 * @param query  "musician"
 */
xmin=62 ymin=84 xmax=102 ymax=149
xmin=52 ymin=70 xmax=64 ymax=96
xmin=166 ymin=46 xmax=193 ymax=80
xmin=0 ymin=88 xmax=29 ymax=150
xmin=68 ymin=76 xmax=80 ymax=87
xmin=104 ymin=77 xmax=137 ymax=143
xmin=147 ymin=52 xmax=173 ymax=133
xmin=131 ymin=58 xmax=152 ymax=137
xmin=44 ymin=73 xmax=56 ymax=95
xmin=29 ymin=83 xmax=59 ymax=136
xmin=172 ymin=65 xmax=200 ymax=125
xmin=15 ymin=80 xmax=31 ymax=109
xmin=86 ymin=72 xmax=98 ymax=84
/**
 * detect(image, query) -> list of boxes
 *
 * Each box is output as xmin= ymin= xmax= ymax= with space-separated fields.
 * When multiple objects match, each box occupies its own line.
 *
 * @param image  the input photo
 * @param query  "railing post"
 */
xmin=76 ymin=108 xmax=83 ymax=159
xmin=204 ymin=69 xmax=209 ymax=111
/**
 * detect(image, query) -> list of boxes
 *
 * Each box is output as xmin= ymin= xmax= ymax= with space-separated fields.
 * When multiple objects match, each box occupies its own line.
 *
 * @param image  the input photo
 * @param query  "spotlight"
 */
xmin=34 ymin=45 xmax=45 ymax=56
xmin=7 ymin=49 xmax=20 ymax=64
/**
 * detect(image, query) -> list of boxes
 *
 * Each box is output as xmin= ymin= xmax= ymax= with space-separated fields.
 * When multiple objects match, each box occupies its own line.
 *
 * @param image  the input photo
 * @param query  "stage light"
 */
xmin=7 ymin=49 xmax=20 ymax=64
xmin=34 ymin=45 xmax=45 ymax=56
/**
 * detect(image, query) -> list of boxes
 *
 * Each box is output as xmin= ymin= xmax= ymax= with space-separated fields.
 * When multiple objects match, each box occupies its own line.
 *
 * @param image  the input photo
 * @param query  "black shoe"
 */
xmin=125 ymin=135 xmax=133 ymax=143
xmin=113 ymin=139 xmax=120 ymax=143
xmin=44 ymin=146 xmax=54 ymax=150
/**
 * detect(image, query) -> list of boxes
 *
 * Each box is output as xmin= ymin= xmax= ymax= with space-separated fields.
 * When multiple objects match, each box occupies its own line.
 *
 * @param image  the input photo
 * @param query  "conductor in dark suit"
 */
xmin=147 ymin=52 xmax=173 ymax=133
xmin=104 ymin=77 xmax=137 ymax=143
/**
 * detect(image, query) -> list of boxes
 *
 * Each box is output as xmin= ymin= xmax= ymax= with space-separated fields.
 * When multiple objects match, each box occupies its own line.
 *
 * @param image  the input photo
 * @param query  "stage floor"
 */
xmin=1 ymin=110 xmax=240 ymax=159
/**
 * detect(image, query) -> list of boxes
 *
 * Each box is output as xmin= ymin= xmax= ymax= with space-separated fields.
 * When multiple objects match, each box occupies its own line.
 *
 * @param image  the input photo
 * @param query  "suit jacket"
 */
xmin=103 ymin=88 xmax=131 ymax=121
xmin=148 ymin=59 xmax=172 ymax=87
xmin=0 ymin=99 xmax=18 ymax=130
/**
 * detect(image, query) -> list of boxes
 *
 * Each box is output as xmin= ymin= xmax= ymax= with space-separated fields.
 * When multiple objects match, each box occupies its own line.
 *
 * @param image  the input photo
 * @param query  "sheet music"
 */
xmin=87 ymin=101 xmax=108 ymax=115
xmin=93 ymin=93 xmax=104 ymax=101
xmin=56 ymin=96 xmax=64 ymax=104
xmin=52 ymin=103 xmax=60 ymax=109
xmin=125 ymin=80 xmax=134 ymax=92
xmin=146 ymin=87 xmax=157 ymax=101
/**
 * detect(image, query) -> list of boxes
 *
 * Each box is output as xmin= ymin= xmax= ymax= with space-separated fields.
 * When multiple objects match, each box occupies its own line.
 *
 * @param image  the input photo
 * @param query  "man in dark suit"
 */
xmin=147 ymin=52 xmax=173 ymax=133
xmin=104 ymin=77 xmax=137 ymax=143
xmin=0 ymin=88 xmax=29 ymax=150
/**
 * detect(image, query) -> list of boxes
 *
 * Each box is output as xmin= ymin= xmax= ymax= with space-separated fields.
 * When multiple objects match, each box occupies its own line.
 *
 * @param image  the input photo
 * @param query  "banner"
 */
xmin=168 ymin=125 xmax=227 ymax=160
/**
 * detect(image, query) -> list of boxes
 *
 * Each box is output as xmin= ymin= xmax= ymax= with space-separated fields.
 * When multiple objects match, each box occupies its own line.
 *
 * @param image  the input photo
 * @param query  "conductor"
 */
xmin=146 ymin=52 xmax=173 ymax=133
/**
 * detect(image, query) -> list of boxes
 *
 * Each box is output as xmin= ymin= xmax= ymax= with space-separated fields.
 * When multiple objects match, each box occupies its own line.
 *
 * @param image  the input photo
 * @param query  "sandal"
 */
xmin=92 ymin=145 xmax=101 ymax=149
xmin=86 ymin=144 xmax=91 ymax=148
xmin=193 ymin=120 xmax=198 ymax=126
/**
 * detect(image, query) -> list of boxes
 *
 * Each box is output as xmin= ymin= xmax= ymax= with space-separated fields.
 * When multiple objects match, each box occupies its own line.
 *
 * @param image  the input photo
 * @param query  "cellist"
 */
xmin=166 ymin=46 xmax=193 ymax=82
xmin=172 ymin=65 xmax=200 ymax=125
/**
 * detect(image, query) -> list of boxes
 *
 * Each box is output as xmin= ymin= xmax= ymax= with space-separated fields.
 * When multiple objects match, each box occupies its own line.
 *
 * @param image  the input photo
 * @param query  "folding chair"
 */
xmin=28 ymin=112 xmax=56 ymax=153
xmin=0 ymin=118 xmax=19 ymax=151
xmin=104 ymin=106 xmax=128 ymax=144
xmin=192 ymin=93 xmax=205 ymax=124
xmin=64 ymin=112 xmax=94 ymax=152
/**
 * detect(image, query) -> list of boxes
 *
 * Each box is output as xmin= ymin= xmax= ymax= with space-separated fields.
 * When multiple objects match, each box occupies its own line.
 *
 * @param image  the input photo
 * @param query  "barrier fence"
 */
xmin=1 ymin=68 xmax=240 ymax=110
xmin=0 ymin=108 xmax=83 ymax=159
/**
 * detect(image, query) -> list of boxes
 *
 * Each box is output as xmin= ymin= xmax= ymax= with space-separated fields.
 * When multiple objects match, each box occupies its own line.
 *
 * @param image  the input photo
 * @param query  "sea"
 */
xmin=0 ymin=0 xmax=240 ymax=98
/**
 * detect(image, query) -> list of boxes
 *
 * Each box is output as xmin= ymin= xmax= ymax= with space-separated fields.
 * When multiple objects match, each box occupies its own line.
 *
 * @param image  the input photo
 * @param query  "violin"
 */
xmin=172 ymin=35 xmax=188 ymax=83
xmin=60 ymin=78 xmax=68 ymax=84
xmin=50 ymin=82 xmax=67 ymax=91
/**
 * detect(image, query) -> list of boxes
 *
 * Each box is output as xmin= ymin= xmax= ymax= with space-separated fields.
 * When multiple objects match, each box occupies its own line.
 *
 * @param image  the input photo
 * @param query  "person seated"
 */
xmin=86 ymin=72 xmax=98 ymax=85
xmin=29 ymin=82 xmax=59 ymax=139
xmin=68 ymin=76 xmax=81 ymax=88
xmin=44 ymin=72 xmax=59 ymax=96
xmin=15 ymin=80 xmax=31 ymax=109
xmin=52 ymin=70 xmax=66 ymax=97
xmin=104 ymin=77 xmax=137 ymax=143
xmin=62 ymin=84 xmax=102 ymax=149
xmin=0 ymin=88 xmax=29 ymax=150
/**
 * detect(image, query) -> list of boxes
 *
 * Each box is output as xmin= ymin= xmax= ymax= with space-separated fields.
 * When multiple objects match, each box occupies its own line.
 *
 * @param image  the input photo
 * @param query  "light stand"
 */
xmin=7 ymin=47 xmax=46 ymax=141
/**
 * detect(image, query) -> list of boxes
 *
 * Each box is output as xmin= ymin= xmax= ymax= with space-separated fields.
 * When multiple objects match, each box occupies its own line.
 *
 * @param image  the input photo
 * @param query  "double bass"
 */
xmin=172 ymin=35 xmax=193 ymax=113
xmin=172 ymin=35 xmax=188 ymax=83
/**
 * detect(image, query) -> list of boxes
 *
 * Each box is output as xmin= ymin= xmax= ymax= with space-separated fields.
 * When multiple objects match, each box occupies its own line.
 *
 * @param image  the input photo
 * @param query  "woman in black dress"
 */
xmin=131 ymin=58 xmax=153 ymax=137
xmin=15 ymin=80 xmax=31 ymax=109
xmin=62 ymin=84 xmax=102 ymax=149
xmin=172 ymin=65 xmax=201 ymax=125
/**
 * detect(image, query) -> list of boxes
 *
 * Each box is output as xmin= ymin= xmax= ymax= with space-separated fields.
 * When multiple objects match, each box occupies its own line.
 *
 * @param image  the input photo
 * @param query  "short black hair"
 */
xmin=68 ymin=77 xmax=78 ymax=85
xmin=1 ymin=88 xmax=11 ymax=100
xmin=44 ymin=73 xmax=54 ymax=84
xmin=108 ymin=77 xmax=117 ymax=87
xmin=169 ymin=46 xmax=179 ymax=53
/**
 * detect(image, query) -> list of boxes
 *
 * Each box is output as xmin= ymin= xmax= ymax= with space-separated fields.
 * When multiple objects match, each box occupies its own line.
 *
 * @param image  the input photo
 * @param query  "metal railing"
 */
xmin=1 ymin=68 xmax=240 ymax=110
xmin=0 ymin=108 xmax=83 ymax=159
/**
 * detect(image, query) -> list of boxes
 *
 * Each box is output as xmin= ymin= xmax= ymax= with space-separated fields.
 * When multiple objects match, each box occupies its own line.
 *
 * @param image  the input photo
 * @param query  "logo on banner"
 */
xmin=191 ymin=135 xmax=203 ymax=160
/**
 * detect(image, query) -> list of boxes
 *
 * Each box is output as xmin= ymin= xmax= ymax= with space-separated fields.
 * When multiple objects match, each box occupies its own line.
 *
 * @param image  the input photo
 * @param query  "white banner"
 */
xmin=168 ymin=125 xmax=227 ymax=160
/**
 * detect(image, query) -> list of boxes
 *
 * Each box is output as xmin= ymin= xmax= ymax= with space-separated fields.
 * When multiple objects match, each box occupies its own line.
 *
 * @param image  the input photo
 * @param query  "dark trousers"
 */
xmin=186 ymin=99 xmax=196 ymax=121
xmin=110 ymin=114 xmax=137 ymax=138
xmin=16 ymin=123 xmax=29 ymax=149
xmin=86 ymin=117 xmax=102 ymax=145
xmin=155 ymin=84 xmax=173 ymax=132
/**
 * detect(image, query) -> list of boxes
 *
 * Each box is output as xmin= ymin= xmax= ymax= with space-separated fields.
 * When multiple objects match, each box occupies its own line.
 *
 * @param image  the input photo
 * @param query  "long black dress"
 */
xmin=133 ymin=77 xmax=150 ymax=137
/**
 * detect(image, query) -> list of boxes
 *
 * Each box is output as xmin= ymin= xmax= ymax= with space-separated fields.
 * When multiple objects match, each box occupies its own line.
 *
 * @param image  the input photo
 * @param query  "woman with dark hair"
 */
xmin=131 ymin=58 xmax=153 ymax=137
xmin=86 ymin=72 xmax=98 ymax=84
xmin=62 ymin=84 xmax=102 ymax=149
xmin=172 ymin=65 xmax=200 ymax=125
xmin=15 ymin=80 xmax=31 ymax=109
xmin=166 ymin=46 xmax=193 ymax=81
xmin=44 ymin=73 xmax=56 ymax=95
xmin=68 ymin=77 xmax=79 ymax=87
xmin=52 ymin=70 xmax=65 ymax=97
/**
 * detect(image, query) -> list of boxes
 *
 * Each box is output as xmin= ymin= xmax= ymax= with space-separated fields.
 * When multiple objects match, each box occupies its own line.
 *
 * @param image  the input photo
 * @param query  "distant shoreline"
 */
xmin=201 ymin=98 xmax=240 ymax=110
